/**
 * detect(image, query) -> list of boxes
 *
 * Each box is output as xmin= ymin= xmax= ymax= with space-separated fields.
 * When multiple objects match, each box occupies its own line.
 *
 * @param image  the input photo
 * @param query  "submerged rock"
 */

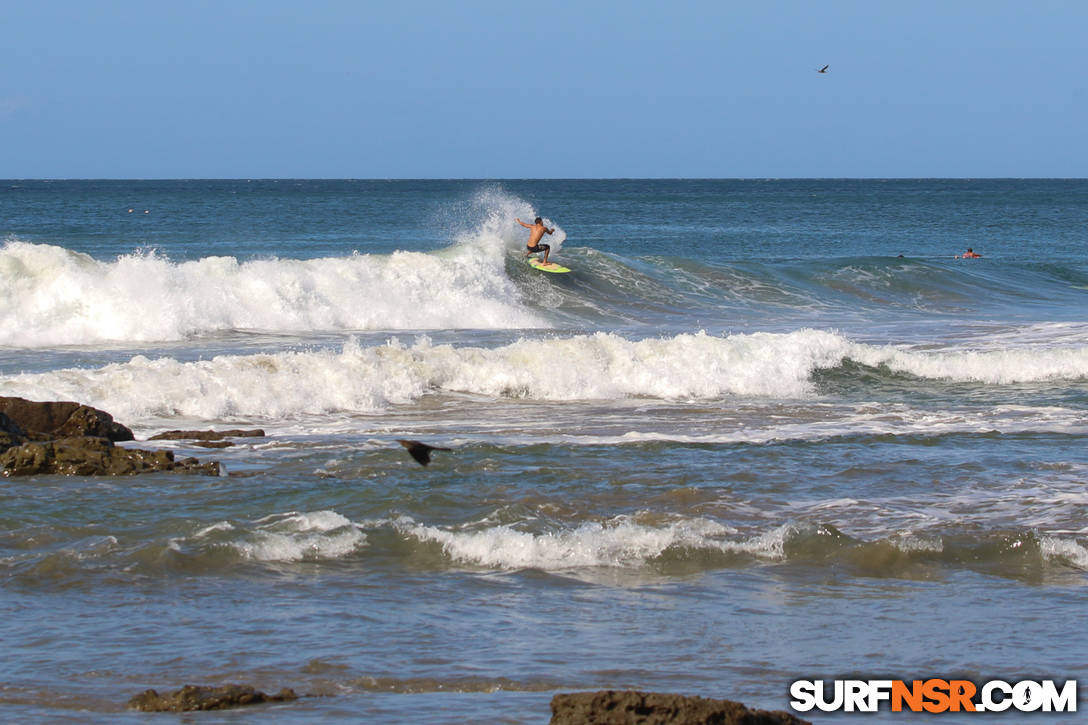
xmin=128 ymin=684 xmax=298 ymax=712
xmin=149 ymin=429 xmax=266 ymax=441
xmin=549 ymin=691 xmax=811 ymax=725
xmin=0 ymin=437 xmax=219 ymax=477
xmin=0 ymin=396 xmax=134 ymax=442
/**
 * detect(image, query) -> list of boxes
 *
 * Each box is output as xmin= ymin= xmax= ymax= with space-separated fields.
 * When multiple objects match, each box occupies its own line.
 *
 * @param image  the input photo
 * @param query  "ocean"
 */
xmin=1 ymin=179 xmax=1086 ymax=723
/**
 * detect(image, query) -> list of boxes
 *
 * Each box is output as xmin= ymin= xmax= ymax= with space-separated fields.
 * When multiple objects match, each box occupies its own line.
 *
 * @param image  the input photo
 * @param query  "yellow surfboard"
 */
xmin=527 ymin=257 xmax=571 ymax=274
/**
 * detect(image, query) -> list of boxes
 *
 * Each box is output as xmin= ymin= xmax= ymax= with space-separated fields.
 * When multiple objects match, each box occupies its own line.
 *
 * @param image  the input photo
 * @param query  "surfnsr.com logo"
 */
xmin=789 ymin=679 xmax=1077 ymax=714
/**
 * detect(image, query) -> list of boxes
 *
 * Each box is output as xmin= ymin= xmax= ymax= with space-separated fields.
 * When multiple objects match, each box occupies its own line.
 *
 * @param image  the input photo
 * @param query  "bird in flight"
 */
xmin=397 ymin=439 xmax=452 ymax=467
xmin=817 ymin=65 xmax=829 ymax=73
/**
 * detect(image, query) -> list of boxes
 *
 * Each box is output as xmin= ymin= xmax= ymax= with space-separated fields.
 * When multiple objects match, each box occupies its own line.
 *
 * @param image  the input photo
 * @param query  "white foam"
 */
xmin=193 ymin=521 xmax=235 ymax=537
xmin=0 ymin=186 xmax=566 ymax=348
xmin=192 ymin=510 xmax=366 ymax=563
xmin=0 ymin=225 xmax=547 ymax=346
xmin=0 ymin=330 xmax=843 ymax=420
xmin=890 ymin=533 xmax=945 ymax=554
xmin=1041 ymin=537 xmax=1088 ymax=570
xmin=392 ymin=515 xmax=787 ymax=570
xmin=873 ymin=345 xmax=1088 ymax=384
xmin=450 ymin=185 xmax=567 ymax=256
xmin=4 ymin=329 xmax=1088 ymax=425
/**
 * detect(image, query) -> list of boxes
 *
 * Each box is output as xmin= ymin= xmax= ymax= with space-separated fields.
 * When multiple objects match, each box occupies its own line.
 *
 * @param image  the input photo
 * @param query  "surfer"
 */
xmin=517 ymin=217 xmax=554 ymax=264
xmin=958 ymin=248 xmax=982 ymax=259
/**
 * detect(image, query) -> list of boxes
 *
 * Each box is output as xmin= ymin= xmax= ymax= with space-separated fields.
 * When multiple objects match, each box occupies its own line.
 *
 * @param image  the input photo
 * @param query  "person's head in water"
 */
xmin=534 ymin=217 xmax=542 ymax=225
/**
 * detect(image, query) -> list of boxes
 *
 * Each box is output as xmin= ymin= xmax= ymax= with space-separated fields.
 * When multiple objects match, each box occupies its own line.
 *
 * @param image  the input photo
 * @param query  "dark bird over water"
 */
xmin=817 ymin=65 xmax=829 ymax=73
xmin=397 ymin=439 xmax=452 ymax=467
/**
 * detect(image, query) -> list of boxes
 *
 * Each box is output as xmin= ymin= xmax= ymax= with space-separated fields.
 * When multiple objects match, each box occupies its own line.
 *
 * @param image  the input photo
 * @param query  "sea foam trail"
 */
xmin=3 ymin=330 xmax=1087 ymax=423
xmin=0 ymin=226 xmax=548 ymax=347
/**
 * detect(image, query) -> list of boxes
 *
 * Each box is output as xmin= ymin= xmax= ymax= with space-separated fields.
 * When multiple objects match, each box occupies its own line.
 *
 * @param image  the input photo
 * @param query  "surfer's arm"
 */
xmin=545 ymin=227 xmax=554 ymax=234
xmin=516 ymin=218 xmax=531 ymax=228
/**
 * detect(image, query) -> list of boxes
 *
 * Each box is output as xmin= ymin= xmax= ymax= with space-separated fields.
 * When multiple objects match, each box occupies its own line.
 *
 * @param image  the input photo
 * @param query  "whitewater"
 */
xmin=2 ymin=331 xmax=1088 ymax=426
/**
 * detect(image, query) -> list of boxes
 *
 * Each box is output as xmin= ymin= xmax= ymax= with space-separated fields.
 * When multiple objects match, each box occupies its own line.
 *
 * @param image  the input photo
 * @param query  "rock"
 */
xmin=549 ymin=691 xmax=811 ymax=725
xmin=0 ymin=398 xmax=222 ymax=477
xmin=176 ymin=456 xmax=219 ymax=475
xmin=149 ymin=429 xmax=265 ymax=441
xmin=0 ymin=412 xmax=26 ymax=454
xmin=128 ymin=684 xmax=298 ymax=712
xmin=0 ymin=437 xmax=220 ymax=477
xmin=0 ymin=397 xmax=134 ymax=442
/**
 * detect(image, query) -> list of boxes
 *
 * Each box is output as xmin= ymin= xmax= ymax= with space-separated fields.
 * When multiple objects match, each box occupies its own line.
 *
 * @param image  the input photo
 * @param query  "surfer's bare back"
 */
xmin=517 ymin=217 xmax=554 ymax=264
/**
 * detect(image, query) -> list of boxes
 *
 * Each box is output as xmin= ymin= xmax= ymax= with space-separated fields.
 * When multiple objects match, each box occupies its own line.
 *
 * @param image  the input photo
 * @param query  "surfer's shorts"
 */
xmin=527 ymin=243 xmax=550 ymax=254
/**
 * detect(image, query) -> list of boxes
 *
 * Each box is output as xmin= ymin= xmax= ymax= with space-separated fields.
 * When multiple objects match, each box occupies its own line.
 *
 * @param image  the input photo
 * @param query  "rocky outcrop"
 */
xmin=0 ymin=397 xmax=218 ymax=477
xmin=148 ymin=429 xmax=266 ymax=448
xmin=0 ymin=397 xmax=134 ymax=442
xmin=549 ymin=691 xmax=811 ymax=725
xmin=128 ymin=684 xmax=298 ymax=712
xmin=0 ymin=412 xmax=26 ymax=453
xmin=149 ymin=429 xmax=266 ymax=441
xmin=0 ymin=437 xmax=219 ymax=476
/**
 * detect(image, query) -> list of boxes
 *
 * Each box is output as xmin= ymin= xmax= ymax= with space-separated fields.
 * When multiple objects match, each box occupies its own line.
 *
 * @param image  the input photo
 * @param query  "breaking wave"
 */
xmin=0 ymin=190 xmax=558 ymax=346
xmin=173 ymin=510 xmax=367 ymax=563
xmin=1 ymin=330 xmax=1087 ymax=422
xmin=391 ymin=516 xmax=1088 ymax=581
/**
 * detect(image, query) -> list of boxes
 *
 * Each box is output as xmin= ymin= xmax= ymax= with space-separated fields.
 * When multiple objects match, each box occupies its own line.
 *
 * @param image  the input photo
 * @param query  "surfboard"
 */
xmin=528 ymin=257 xmax=571 ymax=273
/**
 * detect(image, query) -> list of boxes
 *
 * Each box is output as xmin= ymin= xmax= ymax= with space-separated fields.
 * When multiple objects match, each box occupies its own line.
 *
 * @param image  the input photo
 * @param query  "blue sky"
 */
xmin=2 ymin=0 xmax=1085 ymax=178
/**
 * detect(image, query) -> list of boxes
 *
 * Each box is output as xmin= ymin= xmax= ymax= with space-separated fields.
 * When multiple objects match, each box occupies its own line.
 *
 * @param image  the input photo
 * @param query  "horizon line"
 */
xmin=5 ymin=176 xmax=1088 ymax=182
